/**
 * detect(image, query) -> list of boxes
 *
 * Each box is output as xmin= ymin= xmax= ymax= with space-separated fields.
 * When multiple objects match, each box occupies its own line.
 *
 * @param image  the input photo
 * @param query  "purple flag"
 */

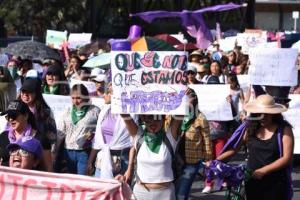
xmin=131 ymin=3 xmax=243 ymax=49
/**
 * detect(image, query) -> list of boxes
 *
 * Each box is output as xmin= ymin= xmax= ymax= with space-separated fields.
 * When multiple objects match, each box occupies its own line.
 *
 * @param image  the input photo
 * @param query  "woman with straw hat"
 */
xmin=216 ymin=94 xmax=294 ymax=200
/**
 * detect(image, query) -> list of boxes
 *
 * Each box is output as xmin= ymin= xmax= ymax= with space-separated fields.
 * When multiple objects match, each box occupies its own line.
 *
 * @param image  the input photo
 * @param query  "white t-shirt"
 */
xmin=135 ymin=129 xmax=178 ymax=183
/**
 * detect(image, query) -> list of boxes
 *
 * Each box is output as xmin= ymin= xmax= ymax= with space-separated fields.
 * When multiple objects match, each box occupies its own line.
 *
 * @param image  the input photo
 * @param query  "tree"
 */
xmin=0 ymin=0 xmax=88 ymax=39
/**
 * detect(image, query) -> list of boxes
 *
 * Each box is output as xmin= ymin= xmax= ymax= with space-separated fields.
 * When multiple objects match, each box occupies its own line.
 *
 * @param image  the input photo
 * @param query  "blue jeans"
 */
xmin=64 ymin=149 xmax=89 ymax=175
xmin=175 ymin=164 xmax=200 ymax=200
xmin=94 ymin=148 xmax=130 ymax=178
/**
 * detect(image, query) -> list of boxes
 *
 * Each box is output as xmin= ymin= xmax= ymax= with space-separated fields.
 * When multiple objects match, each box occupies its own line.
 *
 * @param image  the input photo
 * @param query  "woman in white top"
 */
xmin=202 ymin=61 xmax=227 ymax=84
xmin=120 ymin=114 xmax=182 ymax=200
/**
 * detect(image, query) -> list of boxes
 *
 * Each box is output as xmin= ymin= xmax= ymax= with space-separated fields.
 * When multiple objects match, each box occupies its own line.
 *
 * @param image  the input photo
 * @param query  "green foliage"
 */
xmin=0 ymin=0 xmax=88 ymax=38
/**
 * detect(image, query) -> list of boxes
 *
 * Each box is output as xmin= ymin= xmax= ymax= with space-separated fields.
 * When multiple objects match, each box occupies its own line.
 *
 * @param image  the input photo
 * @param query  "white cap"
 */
xmin=187 ymin=62 xmax=197 ymax=73
xmin=90 ymin=68 xmax=105 ymax=77
xmin=26 ymin=69 xmax=39 ymax=78
xmin=93 ymin=74 xmax=106 ymax=82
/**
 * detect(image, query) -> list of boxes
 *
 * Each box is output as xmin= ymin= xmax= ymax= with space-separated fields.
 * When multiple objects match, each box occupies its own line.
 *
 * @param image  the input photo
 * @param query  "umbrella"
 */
xmin=83 ymin=53 xmax=111 ymax=69
xmin=78 ymin=40 xmax=111 ymax=56
xmin=0 ymin=40 xmax=60 ymax=61
xmin=175 ymin=43 xmax=198 ymax=51
xmin=154 ymin=34 xmax=182 ymax=45
xmin=131 ymin=36 xmax=177 ymax=51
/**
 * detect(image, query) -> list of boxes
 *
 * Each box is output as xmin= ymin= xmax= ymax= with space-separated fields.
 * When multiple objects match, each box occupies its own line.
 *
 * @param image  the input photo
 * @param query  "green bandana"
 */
xmin=71 ymin=105 xmax=89 ymax=125
xmin=43 ymin=85 xmax=59 ymax=94
xmin=144 ymin=129 xmax=164 ymax=154
xmin=181 ymin=113 xmax=195 ymax=132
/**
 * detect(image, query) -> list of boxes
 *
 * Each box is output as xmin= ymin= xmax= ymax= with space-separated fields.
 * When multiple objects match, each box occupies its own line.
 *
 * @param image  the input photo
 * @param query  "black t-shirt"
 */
xmin=0 ymin=130 xmax=51 ymax=166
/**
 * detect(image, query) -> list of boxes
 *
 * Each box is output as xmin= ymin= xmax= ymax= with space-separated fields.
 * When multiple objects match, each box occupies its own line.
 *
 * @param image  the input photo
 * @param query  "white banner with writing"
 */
xmin=0 ymin=166 xmax=133 ymax=200
xmin=43 ymin=94 xmax=104 ymax=126
xmin=68 ymin=33 xmax=92 ymax=49
xmin=189 ymin=84 xmax=233 ymax=121
xmin=282 ymin=94 xmax=300 ymax=154
xmin=248 ymin=48 xmax=298 ymax=86
xmin=111 ymin=51 xmax=188 ymax=115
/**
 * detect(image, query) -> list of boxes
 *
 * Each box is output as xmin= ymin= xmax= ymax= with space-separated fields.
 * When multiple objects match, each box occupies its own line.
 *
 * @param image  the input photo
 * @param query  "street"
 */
xmin=190 ymin=153 xmax=300 ymax=199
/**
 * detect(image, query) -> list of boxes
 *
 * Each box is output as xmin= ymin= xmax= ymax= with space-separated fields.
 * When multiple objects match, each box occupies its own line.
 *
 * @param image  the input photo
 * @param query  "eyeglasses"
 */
xmin=5 ymin=113 xmax=20 ymax=121
xmin=9 ymin=149 xmax=31 ymax=157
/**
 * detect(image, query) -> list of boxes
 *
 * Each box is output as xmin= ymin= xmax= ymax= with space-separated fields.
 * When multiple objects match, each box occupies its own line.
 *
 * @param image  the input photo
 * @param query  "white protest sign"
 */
xmin=237 ymin=32 xmax=267 ymax=54
xmin=282 ymin=94 xmax=300 ymax=154
xmin=43 ymin=94 xmax=105 ymax=126
xmin=219 ymin=36 xmax=237 ymax=52
xmin=46 ymin=30 xmax=67 ymax=50
xmin=0 ymin=166 xmax=133 ymax=200
xmin=68 ymin=33 xmax=92 ymax=49
xmin=293 ymin=11 xmax=299 ymax=19
xmin=111 ymin=51 xmax=188 ymax=115
xmin=189 ymin=84 xmax=233 ymax=121
xmin=237 ymin=75 xmax=250 ymax=93
xmin=70 ymin=79 xmax=97 ymax=94
xmin=248 ymin=48 xmax=298 ymax=86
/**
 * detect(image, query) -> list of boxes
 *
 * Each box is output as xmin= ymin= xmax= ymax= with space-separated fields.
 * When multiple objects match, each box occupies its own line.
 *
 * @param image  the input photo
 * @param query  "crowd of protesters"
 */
xmin=0 ymin=37 xmax=297 ymax=200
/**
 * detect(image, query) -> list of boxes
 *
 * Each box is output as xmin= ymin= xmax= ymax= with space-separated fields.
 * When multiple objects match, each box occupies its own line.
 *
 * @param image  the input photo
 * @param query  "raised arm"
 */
xmin=120 ymin=114 xmax=138 ymax=137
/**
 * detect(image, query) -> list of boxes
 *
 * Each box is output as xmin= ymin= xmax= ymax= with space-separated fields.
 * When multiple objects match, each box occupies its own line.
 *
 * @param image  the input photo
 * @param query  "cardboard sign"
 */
xmin=248 ymin=48 xmax=298 ymax=86
xmin=68 ymin=33 xmax=92 ymax=49
xmin=237 ymin=32 xmax=267 ymax=54
xmin=111 ymin=51 xmax=188 ymax=115
xmin=43 ymin=94 xmax=104 ymax=126
xmin=282 ymin=94 xmax=300 ymax=154
xmin=0 ymin=166 xmax=133 ymax=200
xmin=46 ymin=30 xmax=67 ymax=50
xmin=189 ymin=84 xmax=233 ymax=121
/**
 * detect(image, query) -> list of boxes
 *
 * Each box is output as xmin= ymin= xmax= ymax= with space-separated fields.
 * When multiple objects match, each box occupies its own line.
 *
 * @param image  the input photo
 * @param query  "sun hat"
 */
xmin=244 ymin=94 xmax=287 ymax=114
xmin=6 ymin=136 xmax=43 ymax=159
xmin=0 ymin=100 xmax=31 ymax=116
xmin=93 ymin=74 xmax=106 ymax=82
xmin=90 ymin=68 xmax=105 ymax=78
xmin=190 ymin=50 xmax=202 ymax=56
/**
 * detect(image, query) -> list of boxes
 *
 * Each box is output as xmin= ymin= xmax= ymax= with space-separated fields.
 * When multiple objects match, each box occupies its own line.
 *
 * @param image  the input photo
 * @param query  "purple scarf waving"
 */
xmin=131 ymin=3 xmax=243 ymax=49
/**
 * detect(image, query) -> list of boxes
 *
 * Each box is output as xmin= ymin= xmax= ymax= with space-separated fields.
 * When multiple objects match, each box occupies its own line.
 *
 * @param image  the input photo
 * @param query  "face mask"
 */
xmin=8 ymin=67 xmax=18 ymax=79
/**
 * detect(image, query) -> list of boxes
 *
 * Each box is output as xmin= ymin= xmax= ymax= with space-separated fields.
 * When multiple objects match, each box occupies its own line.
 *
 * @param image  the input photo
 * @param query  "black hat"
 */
xmin=20 ymin=78 xmax=41 ymax=93
xmin=0 ymin=100 xmax=30 ymax=116
xmin=46 ymin=64 xmax=62 ymax=76
xmin=265 ymin=86 xmax=291 ymax=103
xmin=207 ymin=75 xmax=220 ymax=84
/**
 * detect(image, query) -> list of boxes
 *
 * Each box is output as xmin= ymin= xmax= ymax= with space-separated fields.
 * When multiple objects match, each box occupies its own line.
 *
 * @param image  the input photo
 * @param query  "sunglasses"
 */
xmin=9 ymin=149 xmax=31 ymax=157
xmin=46 ymin=72 xmax=59 ymax=76
xmin=187 ymin=71 xmax=196 ymax=75
xmin=247 ymin=113 xmax=265 ymax=120
xmin=5 ymin=112 xmax=21 ymax=121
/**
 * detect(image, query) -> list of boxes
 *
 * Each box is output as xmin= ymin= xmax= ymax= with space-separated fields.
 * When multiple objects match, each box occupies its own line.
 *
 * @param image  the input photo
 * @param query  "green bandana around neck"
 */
xmin=43 ymin=84 xmax=60 ymax=94
xmin=71 ymin=105 xmax=89 ymax=125
xmin=181 ymin=112 xmax=195 ymax=132
xmin=144 ymin=129 xmax=164 ymax=154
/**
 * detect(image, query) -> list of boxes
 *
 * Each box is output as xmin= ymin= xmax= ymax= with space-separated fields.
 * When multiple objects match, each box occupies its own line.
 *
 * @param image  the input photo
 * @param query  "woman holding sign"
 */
xmin=216 ymin=94 xmax=294 ymax=200
xmin=119 ymin=112 xmax=182 ymax=200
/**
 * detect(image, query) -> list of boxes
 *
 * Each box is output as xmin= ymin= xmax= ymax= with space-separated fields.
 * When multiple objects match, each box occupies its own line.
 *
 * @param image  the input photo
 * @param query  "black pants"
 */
xmin=245 ymin=176 xmax=288 ymax=200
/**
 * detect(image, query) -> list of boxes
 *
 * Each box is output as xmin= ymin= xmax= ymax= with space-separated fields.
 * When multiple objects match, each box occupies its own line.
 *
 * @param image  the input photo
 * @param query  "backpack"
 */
xmin=136 ymin=133 xmax=185 ymax=181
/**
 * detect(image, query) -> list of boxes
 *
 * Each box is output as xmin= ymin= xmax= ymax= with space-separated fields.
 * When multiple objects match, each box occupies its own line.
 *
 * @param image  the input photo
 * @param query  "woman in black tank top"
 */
xmin=216 ymin=95 xmax=294 ymax=200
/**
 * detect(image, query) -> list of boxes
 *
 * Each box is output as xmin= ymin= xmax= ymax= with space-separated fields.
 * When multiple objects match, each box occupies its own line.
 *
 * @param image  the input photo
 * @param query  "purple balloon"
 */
xmin=128 ymin=25 xmax=142 ymax=41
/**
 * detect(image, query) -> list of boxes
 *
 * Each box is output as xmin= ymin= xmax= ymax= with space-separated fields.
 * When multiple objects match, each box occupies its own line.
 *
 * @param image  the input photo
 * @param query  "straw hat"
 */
xmin=244 ymin=94 xmax=287 ymax=114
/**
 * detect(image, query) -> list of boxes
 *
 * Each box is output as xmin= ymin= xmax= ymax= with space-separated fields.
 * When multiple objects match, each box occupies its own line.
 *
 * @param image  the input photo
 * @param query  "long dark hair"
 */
xmin=247 ymin=113 xmax=292 ymax=138
xmin=227 ymin=73 xmax=240 ymax=90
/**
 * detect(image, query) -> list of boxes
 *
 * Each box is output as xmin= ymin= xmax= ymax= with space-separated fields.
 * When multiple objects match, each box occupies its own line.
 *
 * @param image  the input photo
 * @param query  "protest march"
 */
xmin=0 ymin=2 xmax=300 ymax=200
